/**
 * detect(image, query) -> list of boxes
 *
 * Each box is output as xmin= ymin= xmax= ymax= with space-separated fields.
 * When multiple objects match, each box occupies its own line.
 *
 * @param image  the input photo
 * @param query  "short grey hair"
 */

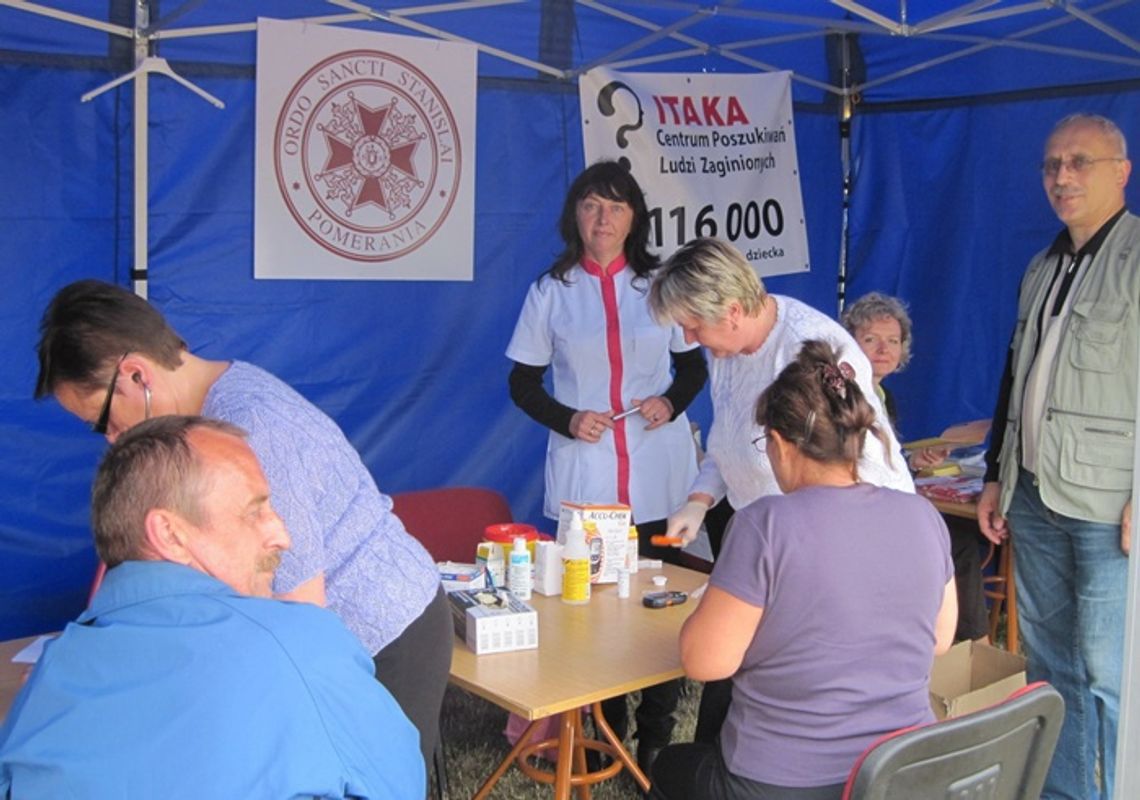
xmin=649 ymin=237 xmax=767 ymax=324
xmin=1050 ymin=113 xmax=1128 ymax=159
xmin=91 ymin=416 xmax=247 ymax=567
xmin=841 ymin=292 xmax=914 ymax=370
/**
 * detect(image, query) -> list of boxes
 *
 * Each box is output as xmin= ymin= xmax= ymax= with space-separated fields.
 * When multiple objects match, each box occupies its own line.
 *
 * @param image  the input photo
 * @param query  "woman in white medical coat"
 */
xmin=506 ymin=160 xmax=708 ymax=771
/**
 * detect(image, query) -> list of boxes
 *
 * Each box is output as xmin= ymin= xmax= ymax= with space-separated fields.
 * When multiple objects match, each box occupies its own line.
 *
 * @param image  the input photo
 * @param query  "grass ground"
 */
xmin=437 ymin=680 xmax=701 ymax=799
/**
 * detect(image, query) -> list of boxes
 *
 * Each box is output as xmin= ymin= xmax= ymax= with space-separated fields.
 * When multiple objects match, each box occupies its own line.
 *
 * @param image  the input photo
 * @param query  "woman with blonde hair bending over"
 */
xmin=648 ymin=238 xmax=912 ymax=548
xmin=649 ymin=340 xmax=957 ymax=800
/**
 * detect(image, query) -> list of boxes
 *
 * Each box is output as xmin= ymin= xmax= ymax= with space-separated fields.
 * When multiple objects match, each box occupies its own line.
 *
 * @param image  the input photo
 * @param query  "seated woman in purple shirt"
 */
xmin=650 ymin=340 xmax=958 ymax=800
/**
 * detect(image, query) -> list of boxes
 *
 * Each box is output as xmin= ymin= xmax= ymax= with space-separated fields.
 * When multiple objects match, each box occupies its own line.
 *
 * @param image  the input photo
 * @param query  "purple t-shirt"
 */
xmin=712 ymin=483 xmax=953 ymax=787
xmin=203 ymin=361 xmax=439 ymax=655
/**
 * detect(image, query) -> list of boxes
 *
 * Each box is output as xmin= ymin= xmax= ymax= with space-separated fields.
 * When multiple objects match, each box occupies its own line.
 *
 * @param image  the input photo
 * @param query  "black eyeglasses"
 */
xmin=751 ymin=431 xmax=767 ymax=453
xmin=92 ymin=352 xmax=129 ymax=436
xmin=1040 ymin=155 xmax=1124 ymax=178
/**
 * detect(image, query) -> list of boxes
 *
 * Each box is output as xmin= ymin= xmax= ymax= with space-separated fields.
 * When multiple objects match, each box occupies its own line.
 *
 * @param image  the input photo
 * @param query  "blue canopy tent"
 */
xmin=2 ymin=0 xmax=1139 ymax=673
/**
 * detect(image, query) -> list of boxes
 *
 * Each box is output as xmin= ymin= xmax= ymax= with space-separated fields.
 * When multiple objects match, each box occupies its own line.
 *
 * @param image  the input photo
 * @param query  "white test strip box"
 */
xmin=447 ymin=588 xmax=539 ymax=655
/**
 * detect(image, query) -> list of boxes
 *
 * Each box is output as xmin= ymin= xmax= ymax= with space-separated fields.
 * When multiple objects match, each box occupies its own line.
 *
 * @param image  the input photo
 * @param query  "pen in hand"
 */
xmin=612 ymin=405 xmax=642 ymax=421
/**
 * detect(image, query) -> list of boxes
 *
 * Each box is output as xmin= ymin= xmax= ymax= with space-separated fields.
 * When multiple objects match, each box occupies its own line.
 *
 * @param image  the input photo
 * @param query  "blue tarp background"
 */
xmin=2 ymin=2 xmax=1139 ymax=637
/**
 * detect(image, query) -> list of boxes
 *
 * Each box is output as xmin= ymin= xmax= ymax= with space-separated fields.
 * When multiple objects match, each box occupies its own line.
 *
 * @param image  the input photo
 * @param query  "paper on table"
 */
xmin=12 ymin=635 xmax=56 ymax=665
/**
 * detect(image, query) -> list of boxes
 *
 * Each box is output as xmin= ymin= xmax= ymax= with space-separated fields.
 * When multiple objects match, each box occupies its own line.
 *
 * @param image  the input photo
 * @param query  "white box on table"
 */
xmin=447 ymin=588 xmax=539 ymax=655
xmin=437 ymin=562 xmax=486 ymax=593
xmin=533 ymin=540 xmax=563 ymax=596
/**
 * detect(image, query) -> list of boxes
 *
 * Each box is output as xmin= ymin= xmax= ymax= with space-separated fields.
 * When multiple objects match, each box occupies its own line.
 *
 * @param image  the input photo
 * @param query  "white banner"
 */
xmin=580 ymin=68 xmax=808 ymax=278
xmin=255 ymin=18 xmax=476 ymax=280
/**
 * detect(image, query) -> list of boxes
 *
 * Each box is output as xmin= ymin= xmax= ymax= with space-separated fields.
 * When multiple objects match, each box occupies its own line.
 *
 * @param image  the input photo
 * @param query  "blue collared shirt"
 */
xmin=0 ymin=561 xmax=424 ymax=799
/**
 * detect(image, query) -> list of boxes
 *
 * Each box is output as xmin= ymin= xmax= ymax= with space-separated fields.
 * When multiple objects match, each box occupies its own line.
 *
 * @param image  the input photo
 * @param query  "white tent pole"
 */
xmin=1117 ymin=347 xmax=1140 ymax=799
xmin=600 ymin=32 xmax=853 ymax=98
xmin=830 ymin=0 xmax=904 ymax=34
xmin=1064 ymin=3 xmax=1140 ymax=56
xmin=912 ymin=0 xmax=1001 ymax=34
xmin=577 ymin=0 xmax=843 ymax=95
xmin=152 ymin=14 xmax=368 ymax=40
xmin=934 ymin=1 xmax=1051 ymax=28
xmin=608 ymin=0 xmax=880 ymax=35
xmin=326 ymin=0 xmax=565 ymax=78
xmin=836 ymin=33 xmax=855 ymax=318
xmin=132 ymin=0 xmax=149 ymax=300
xmin=854 ymin=0 xmax=1138 ymax=95
xmin=916 ymin=1 xmax=1045 ymax=34
xmin=0 ymin=0 xmax=132 ymax=37
xmin=152 ymin=0 xmax=523 ymax=42
xmin=573 ymin=9 xmax=712 ymax=76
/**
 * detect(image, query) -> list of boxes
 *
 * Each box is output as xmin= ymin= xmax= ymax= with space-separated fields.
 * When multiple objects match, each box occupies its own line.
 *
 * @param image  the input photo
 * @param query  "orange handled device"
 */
xmin=650 ymin=535 xmax=684 ymax=547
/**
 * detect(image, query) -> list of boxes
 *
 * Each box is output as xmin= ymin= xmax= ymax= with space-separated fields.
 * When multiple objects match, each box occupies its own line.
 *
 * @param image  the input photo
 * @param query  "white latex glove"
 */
xmin=666 ymin=500 xmax=709 ymax=546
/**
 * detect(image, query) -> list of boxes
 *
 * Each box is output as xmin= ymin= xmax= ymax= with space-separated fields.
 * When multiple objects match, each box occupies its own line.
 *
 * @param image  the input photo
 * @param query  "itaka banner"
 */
xmin=579 ymin=68 xmax=808 ymax=277
xmin=255 ymin=18 xmax=476 ymax=280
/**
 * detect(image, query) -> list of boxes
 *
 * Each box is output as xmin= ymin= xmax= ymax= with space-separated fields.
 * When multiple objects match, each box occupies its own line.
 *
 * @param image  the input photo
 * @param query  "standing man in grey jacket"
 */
xmin=978 ymin=113 xmax=1135 ymax=800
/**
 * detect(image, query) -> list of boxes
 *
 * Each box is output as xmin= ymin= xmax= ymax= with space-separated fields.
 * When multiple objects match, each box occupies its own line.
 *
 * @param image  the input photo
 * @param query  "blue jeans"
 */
xmin=1008 ymin=471 xmax=1128 ymax=800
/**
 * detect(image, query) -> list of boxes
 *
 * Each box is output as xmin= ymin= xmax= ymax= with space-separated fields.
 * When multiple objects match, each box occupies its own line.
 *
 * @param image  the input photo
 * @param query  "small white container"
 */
xmin=617 ymin=568 xmax=631 ymax=599
xmin=509 ymin=536 xmax=533 ymax=600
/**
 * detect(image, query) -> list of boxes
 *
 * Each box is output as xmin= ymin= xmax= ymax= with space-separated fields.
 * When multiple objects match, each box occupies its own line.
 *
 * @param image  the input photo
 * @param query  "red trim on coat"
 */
xmin=581 ymin=255 xmax=632 ymax=507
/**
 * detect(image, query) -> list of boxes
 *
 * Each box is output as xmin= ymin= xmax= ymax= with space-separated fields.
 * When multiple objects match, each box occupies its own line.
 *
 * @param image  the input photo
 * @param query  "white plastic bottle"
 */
xmin=627 ymin=524 xmax=640 ymax=574
xmin=562 ymin=510 xmax=591 ymax=605
xmin=509 ymin=536 xmax=533 ymax=600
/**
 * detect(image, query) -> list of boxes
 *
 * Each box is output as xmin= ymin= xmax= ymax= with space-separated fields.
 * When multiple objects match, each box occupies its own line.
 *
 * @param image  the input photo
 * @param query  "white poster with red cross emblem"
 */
xmin=579 ymin=68 xmax=808 ymax=278
xmin=255 ymin=18 xmax=475 ymax=280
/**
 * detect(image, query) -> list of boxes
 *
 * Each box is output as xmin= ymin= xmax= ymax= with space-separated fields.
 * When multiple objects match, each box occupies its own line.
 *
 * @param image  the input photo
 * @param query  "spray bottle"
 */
xmin=562 ymin=510 xmax=591 ymax=605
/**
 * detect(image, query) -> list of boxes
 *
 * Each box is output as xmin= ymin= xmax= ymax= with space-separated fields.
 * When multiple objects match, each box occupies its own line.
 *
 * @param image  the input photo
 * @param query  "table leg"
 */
xmin=1005 ymin=541 xmax=1018 ymax=655
xmin=591 ymin=701 xmax=650 ymax=791
xmin=553 ymin=709 xmax=577 ymax=800
xmin=571 ymin=711 xmax=593 ymax=800
xmin=472 ymin=717 xmax=544 ymax=800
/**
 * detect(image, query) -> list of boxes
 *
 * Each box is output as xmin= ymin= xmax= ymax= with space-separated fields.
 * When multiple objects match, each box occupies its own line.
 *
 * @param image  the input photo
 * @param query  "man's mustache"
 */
xmin=258 ymin=551 xmax=283 ymax=573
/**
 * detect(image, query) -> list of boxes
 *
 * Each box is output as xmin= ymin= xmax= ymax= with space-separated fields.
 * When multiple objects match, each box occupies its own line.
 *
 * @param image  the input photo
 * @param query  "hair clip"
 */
xmin=802 ymin=410 xmax=817 ymax=443
xmin=820 ymin=361 xmax=853 ymax=399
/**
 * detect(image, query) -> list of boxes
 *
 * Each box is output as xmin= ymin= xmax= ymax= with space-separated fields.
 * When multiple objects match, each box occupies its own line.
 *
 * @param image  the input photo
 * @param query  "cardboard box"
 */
xmin=556 ymin=501 xmax=631 ymax=584
xmin=929 ymin=639 xmax=1026 ymax=720
xmin=447 ymin=588 xmax=539 ymax=655
xmin=437 ymin=562 xmax=486 ymax=593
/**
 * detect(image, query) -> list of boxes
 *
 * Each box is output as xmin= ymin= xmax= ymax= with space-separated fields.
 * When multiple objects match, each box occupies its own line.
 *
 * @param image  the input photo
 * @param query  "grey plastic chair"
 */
xmin=842 ymin=682 xmax=1064 ymax=800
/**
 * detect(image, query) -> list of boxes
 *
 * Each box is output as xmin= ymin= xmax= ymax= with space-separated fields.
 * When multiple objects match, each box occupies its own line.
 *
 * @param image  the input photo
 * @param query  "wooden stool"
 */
xmin=982 ymin=540 xmax=1018 ymax=654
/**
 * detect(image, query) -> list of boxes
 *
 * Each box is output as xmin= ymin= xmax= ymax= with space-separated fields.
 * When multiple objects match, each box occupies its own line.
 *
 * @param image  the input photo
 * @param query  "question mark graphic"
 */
xmin=597 ymin=81 xmax=644 ymax=172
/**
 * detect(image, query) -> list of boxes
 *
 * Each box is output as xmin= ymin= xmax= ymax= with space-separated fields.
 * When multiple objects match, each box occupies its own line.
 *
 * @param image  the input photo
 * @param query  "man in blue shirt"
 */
xmin=0 ymin=416 xmax=424 ymax=799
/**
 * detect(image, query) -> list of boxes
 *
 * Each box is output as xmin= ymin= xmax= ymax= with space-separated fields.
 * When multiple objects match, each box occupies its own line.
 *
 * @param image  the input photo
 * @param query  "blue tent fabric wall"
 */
xmin=2 ymin=3 xmax=1139 ymax=638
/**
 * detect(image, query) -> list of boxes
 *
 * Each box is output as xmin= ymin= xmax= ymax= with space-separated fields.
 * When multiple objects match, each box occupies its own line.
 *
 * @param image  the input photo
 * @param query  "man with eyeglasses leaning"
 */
xmin=977 ymin=113 xmax=1136 ymax=800
xmin=33 ymin=280 xmax=451 ymax=779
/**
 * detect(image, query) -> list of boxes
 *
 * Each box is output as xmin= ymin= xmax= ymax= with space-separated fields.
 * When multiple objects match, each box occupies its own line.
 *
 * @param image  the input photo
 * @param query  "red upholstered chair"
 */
xmin=391 ymin=486 xmax=514 ymax=563
xmin=841 ymin=681 xmax=1063 ymax=800
xmin=390 ymin=486 xmax=514 ymax=800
